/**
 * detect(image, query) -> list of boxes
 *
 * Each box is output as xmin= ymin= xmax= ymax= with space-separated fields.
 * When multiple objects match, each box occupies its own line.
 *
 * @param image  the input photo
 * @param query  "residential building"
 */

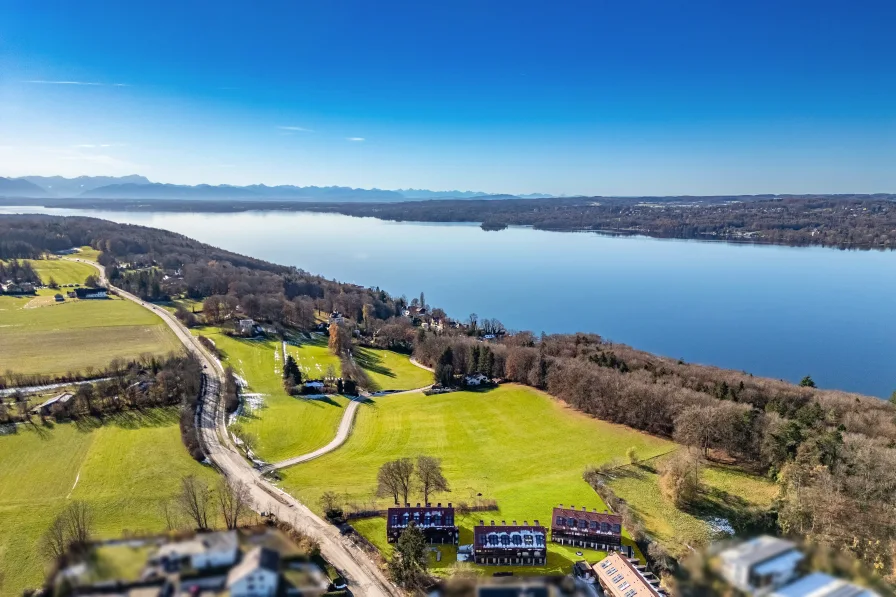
xmin=593 ymin=552 xmax=666 ymax=597
xmin=769 ymin=572 xmax=878 ymax=597
xmin=74 ymin=286 xmax=108 ymax=299
xmin=227 ymin=546 xmax=280 ymax=597
xmin=2 ymin=281 xmax=35 ymax=294
xmin=32 ymin=392 xmax=73 ymax=416
xmin=472 ymin=520 xmax=547 ymax=566
xmin=386 ymin=503 xmax=459 ymax=544
xmin=238 ymin=318 xmax=257 ymax=336
xmin=151 ymin=530 xmax=239 ymax=571
xmin=464 ymin=372 xmax=489 ymax=386
xmin=719 ymin=536 xmax=803 ymax=593
xmin=551 ymin=504 xmax=622 ymax=550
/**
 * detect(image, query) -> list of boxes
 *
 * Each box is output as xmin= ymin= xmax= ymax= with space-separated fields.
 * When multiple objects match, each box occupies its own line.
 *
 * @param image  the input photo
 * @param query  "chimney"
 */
xmin=501 ymin=520 xmax=506 ymax=526
xmin=490 ymin=521 xmax=495 ymax=526
xmin=582 ymin=506 xmax=587 ymax=512
xmin=480 ymin=520 xmax=484 ymax=526
xmin=534 ymin=519 xmax=540 ymax=526
xmin=437 ymin=503 xmax=441 ymax=507
xmin=405 ymin=503 xmax=410 ymax=507
xmin=570 ymin=505 xmax=574 ymax=510
xmin=426 ymin=502 xmax=431 ymax=508
xmin=416 ymin=503 xmax=421 ymax=507
xmin=448 ymin=502 xmax=452 ymax=508
xmin=558 ymin=503 xmax=563 ymax=508
xmin=524 ymin=520 xmax=529 ymax=526
xmin=592 ymin=508 xmax=597 ymax=513
xmin=512 ymin=520 xmax=517 ymax=525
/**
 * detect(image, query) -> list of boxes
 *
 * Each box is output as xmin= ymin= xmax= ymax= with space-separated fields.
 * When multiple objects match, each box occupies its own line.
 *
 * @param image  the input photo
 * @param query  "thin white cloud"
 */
xmin=347 ymin=137 xmax=365 ymax=142
xmin=24 ymin=80 xmax=129 ymax=87
xmin=73 ymin=143 xmax=125 ymax=149
xmin=279 ymin=126 xmax=313 ymax=132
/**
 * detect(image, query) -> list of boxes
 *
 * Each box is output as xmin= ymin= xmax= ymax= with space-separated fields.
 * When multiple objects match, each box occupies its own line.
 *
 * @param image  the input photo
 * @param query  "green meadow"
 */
xmin=0 ymin=292 xmax=182 ymax=377
xmin=0 ymin=408 xmax=217 ymax=596
xmin=278 ymin=385 xmax=673 ymax=575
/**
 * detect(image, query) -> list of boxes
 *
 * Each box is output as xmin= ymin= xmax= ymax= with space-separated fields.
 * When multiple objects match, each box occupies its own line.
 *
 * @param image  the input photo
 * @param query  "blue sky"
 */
xmin=1 ymin=0 xmax=894 ymax=195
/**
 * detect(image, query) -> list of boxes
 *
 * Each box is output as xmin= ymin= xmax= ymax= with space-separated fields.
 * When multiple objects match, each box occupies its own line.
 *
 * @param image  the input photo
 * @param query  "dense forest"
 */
xmin=8 ymin=193 xmax=895 ymax=249
xmin=4 ymin=213 xmax=896 ymax=576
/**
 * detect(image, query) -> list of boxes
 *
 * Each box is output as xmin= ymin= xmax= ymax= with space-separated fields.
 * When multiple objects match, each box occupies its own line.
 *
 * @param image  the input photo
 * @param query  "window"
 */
xmin=391 ymin=515 xmax=398 ymax=525
xmin=579 ymin=519 xmax=588 ymax=529
xmin=612 ymin=574 xmax=624 ymax=583
xmin=601 ymin=522 xmax=610 ymax=532
xmin=613 ymin=524 xmax=622 ymax=533
xmin=590 ymin=521 xmax=598 ymax=530
xmin=556 ymin=516 xmax=565 ymax=526
xmin=624 ymin=589 xmax=637 ymax=597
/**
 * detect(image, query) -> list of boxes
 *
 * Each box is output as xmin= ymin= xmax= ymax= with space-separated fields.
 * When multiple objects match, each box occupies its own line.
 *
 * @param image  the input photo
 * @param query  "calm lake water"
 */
xmin=3 ymin=206 xmax=895 ymax=397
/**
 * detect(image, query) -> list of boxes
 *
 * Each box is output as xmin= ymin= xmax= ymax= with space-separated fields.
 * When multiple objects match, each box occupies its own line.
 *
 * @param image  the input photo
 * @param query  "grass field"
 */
xmin=195 ymin=328 xmax=351 ymax=464
xmin=278 ymin=385 xmax=673 ymax=576
xmin=355 ymin=347 xmax=432 ymax=391
xmin=23 ymin=257 xmax=97 ymax=286
xmin=286 ymin=334 xmax=343 ymax=379
xmin=0 ymin=408 xmax=218 ymax=595
xmin=608 ymin=455 xmax=778 ymax=550
xmin=0 ymin=293 xmax=183 ymax=377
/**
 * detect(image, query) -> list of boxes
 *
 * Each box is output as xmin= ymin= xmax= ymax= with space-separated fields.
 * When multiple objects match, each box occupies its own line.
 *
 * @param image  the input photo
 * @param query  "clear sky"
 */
xmin=0 ymin=0 xmax=894 ymax=196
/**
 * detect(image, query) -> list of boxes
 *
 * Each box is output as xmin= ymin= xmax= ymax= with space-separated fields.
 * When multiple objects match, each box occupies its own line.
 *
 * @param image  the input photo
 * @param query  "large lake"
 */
xmin=3 ymin=206 xmax=894 ymax=397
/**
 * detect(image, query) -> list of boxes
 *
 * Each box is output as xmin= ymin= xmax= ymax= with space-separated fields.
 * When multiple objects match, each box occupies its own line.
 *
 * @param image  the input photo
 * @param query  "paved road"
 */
xmin=67 ymin=258 xmax=397 ymax=597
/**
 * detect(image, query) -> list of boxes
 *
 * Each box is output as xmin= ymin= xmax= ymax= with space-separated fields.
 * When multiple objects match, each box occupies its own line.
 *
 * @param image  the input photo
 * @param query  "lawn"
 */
xmin=0 ymin=408 xmax=218 ymax=596
xmin=278 ymin=384 xmax=673 ymax=576
xmin=195 ymin=328 xmax=350 ymax=464
xmin=355 ymin=347 xmax=432 ymax=391
xmin=0 ymin=293 xmax=183 ymax=377
xmin=26 ymin=258 xmax=97 ymax=286
xmin=287 ymin=334 xmax=343 ymax=379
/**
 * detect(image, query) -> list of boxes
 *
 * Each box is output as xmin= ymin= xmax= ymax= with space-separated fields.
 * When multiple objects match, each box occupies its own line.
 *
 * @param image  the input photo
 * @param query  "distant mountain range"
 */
xmin=0 ymin=175 xmax=556 ymax=202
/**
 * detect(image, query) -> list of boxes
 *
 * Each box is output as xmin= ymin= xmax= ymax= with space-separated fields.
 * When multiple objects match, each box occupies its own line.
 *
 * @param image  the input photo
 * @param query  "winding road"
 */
xmin=67 ymin=258 xmax=398 ymax=597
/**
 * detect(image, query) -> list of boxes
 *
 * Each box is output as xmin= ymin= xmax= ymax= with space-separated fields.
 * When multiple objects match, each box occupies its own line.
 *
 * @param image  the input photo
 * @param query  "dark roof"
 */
xmin=74 ymin=286 xmax=107 ymax=297
xmin=473 ymin=522 xmax=547 ymax=550
xmin=552 ymin=505 xmax=622 ymax=527
xmin=387 ymin=505 xmax=455 ymax=528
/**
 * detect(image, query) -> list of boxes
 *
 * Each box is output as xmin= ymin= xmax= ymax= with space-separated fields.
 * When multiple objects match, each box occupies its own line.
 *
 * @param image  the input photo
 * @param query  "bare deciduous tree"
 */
xmin=65 ymin=501 xmax=92 ymax=547
xmin=178 ymin=474 xmax=213 ymax=530
xmin=416 ymin=456 xmax=450 ymax=504
xmin=40 ymin=513 xmax=69 ymax=562
xmin=377 ymin=459 xmax=415 ymax=505
xmin=217 ymin=477 xmax=253 ymax=530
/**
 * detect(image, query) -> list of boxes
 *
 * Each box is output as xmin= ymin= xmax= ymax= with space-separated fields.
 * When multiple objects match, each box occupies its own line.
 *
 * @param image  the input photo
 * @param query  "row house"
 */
xmin=551 ymin=504 xmax=622 ymax=550
xmin=472 ymin=520 xmax=547 ymax=566
xmin=386 ymin=503 xmax=459 ymax=544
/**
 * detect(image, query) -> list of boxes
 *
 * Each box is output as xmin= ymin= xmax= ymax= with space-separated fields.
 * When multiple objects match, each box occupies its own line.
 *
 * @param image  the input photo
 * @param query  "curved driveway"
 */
xmin=67 ymin=258 xmax=397 ymax=597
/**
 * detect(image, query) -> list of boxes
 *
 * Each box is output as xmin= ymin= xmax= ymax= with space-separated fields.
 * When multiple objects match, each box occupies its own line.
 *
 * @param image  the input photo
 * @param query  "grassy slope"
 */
xmin=287 ymin=334 xmax=342 ymax=379
xmin=355 ymin=347 xmax=432 ymax=391
xmin=0 ymin=408 xmax=217 ymax=595
xmin=608 ymin=456 xmax=778 ymax=548
xmin=198 ymin=328 xmax=350 ymax=464
xmin=279 ymin=384 xmax=673 ymax=576
xmin=27 ymin=258 xmax=96 ymax=286
xmin=0 ymin=293 xmax=182 ymax=376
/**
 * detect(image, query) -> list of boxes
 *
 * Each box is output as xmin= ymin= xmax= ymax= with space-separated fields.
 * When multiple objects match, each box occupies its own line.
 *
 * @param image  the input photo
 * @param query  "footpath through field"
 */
xmin=65 ymin=258 xmax=398 ymax=597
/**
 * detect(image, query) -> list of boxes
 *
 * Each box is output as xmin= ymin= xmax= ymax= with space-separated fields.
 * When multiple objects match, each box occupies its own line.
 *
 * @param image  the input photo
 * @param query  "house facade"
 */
xmin=472 ymin=520 xmax=547 ymax=566
xmin=227 ymin=546 xmax=280 ymax=597
xmin=551 ymin=504 xmax=622 ymax=550
xmin=386 ymin=504 xmax=459 ymax=544
xmin=74 ymin=287 xmax=108 ymax=299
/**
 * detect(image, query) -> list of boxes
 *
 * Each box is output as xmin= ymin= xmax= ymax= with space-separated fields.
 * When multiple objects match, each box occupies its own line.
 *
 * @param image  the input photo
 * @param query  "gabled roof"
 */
xmin=227 ymin=546 xmax=279 ymax=586
xmin=720 ymin=536 xmax=798 ymax=570
xmin=552 ymin=505 xmax=622 ymax=528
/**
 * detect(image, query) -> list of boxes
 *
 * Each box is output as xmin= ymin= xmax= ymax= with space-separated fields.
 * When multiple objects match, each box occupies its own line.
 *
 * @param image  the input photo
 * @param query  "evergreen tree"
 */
xmin=470 ymin=345 xmax=481 ymax=373
xmin=434 ymin=346 xmax=454 ymax=386
xmin=388 ymin=523 xmax=428 ymax=590
xmin=799 ymin=375 xmax=816 ymax=388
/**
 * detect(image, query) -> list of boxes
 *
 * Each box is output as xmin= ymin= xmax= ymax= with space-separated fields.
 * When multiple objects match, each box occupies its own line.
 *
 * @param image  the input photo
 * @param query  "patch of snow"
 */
xmin=704 ymin=516 xmax=735 ymax=537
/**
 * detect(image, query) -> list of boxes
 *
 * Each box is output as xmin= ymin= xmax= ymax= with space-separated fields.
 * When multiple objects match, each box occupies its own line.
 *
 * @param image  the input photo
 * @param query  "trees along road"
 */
xmin=67 ymin=258 xmax=397 ymax=597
